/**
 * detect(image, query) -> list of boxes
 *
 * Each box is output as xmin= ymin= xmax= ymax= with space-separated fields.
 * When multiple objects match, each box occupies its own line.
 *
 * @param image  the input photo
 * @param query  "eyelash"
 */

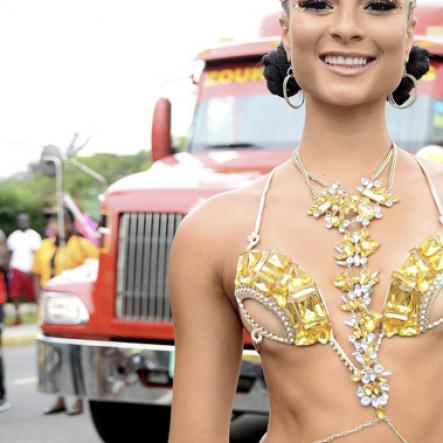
xmin=297 ymin=0 xmax=400 ymax=12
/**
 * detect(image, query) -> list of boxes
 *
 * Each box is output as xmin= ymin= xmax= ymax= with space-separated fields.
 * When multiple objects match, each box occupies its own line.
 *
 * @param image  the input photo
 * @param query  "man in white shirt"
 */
xmin=7 ymin=214 xmax=41 ymax=325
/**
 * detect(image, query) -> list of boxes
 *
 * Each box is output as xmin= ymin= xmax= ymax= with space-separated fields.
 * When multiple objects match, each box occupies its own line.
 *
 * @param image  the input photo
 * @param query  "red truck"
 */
xmin=37 ymin=6 xmax=443 ymax=442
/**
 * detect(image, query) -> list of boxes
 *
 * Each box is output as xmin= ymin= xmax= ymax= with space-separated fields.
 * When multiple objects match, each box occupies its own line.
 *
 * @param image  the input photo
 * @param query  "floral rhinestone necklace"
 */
xmin=291 ymin=144 xmax=399 ymax=422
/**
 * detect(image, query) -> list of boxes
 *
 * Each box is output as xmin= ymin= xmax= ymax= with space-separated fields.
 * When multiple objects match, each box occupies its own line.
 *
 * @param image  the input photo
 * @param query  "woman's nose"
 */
xmin=328 ymin=6 xmax=365 ymax=43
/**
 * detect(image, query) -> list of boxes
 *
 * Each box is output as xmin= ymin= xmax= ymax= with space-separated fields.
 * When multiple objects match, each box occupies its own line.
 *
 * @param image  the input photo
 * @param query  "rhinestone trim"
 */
xmin=235 ymin=286 xmax=296 ymax=345
xmin=419 ymin=272 xmax=443 ymax=331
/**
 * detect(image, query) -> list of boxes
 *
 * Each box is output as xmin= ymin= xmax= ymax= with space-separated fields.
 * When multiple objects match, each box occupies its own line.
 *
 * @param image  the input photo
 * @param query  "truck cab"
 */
xmin=37 ymin=7 xmax=443 ymax=442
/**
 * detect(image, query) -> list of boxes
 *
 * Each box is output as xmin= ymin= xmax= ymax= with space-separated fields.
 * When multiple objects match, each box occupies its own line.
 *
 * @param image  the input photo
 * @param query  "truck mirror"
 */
xmin=40 ymin=145 xmax=64 ymax=177
xmin=151 ymin=97 xmax=172 ymax=161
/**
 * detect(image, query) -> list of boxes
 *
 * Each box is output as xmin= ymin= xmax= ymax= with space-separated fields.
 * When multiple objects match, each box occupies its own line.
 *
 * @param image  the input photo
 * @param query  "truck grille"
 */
xmin=116 ymin=212 xmax=183 ymax=321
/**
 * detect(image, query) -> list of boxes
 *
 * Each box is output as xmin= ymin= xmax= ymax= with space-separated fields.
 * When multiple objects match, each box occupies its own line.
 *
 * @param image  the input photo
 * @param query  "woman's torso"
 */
xmin=37 ymin=235 xmax=93 ymax=285
xmin=218 ymin=151 xmax=443 ymax=443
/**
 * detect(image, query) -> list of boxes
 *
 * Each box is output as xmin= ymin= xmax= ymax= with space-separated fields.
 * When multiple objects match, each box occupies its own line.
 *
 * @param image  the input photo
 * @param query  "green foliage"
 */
xmin=0 ymin=151 xmax=151 ymax=236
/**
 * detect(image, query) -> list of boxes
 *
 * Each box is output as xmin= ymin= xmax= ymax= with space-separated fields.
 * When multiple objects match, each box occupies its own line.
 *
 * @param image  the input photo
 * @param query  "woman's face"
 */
xmin=46 ymin=217 xmax=73 ymax=237
xmin=281 ymin=0 xmax=416 ymax=107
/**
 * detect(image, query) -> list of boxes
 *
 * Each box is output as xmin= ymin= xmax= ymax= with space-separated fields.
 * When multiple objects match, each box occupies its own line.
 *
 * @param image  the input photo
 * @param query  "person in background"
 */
xmin=6 ymin=214 xmax=41 ymax=325
xmin=0 ymin=228 xmax=9 ymax=295
xmin=32 ymin=208 xmax=98 ymax=416
xmin=0 ymin=228 xmax=10 ymax=412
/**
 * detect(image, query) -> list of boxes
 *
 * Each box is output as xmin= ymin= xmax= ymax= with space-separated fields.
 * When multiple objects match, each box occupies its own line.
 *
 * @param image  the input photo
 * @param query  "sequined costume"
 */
xmin=235 ymin=156 xmax=443 ymax=443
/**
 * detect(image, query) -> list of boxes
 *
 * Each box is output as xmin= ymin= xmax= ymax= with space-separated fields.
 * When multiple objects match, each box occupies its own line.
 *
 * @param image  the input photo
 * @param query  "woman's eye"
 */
xmin=365 ymin=0 xmax=399 ymax=12
xmin=298 ymin=0 xmax=333 ymax=10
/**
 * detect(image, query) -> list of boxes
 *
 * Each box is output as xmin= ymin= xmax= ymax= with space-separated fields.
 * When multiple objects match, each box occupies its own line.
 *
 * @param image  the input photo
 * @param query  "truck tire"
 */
xmin=89 ymin=400 xmax=171 ymax=442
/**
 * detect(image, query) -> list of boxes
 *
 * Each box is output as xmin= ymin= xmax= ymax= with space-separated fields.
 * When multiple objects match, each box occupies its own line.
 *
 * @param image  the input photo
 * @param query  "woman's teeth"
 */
xmin=324 ymin=56 xmax=369 ymax=67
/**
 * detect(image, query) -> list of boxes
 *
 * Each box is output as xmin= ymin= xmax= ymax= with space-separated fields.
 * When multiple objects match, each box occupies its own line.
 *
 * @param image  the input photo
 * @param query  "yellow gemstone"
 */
xmin=286 ymin=273 xmax=331 ymax=346
xmin=362 ymin=187 xmax=387 ymax=204
xmin=428 ymin=249 xmax=443 ymax=272
xmin=358 ymin=311 xmax=382 ymax=333
xmin=358 ymin=269 xmax=380 ymax=286
xmin=383 ymin=318 xmax=406 ymax=337
xmin=376 ymin=407 xmax=386 ymax=420
xmin=398 ymin=249 xmax=431 ymax=279
xmin=364 ymin=355 xmax=373 ymax=365
xmin=420 ymin=234 xmax=443 ymax=257
xmin=254 ymin=251 xmax=292 ymax=296
xmin=352 ymin=326 xmax=363 ymax=339
xmin=333 ymin=270 xmax=355 ymax=292
xmin=235 ymin=251 xmax=262 ymax=286
xmin=341 ymin=303 xmax=353 ymax=312
xmin=358 ymin=200 xmax=376 ymax=219
xmin=360 ymin=237 xmax=380 ymax=257
xmin=309 ymin=196 xmax=334 ymax=216
xmin=316 ymin=329 xmax=330 ymax=345
xmin=335 ymin=243 xmax=355 ymax=260
xmin=330 ymin=212 xmax=345 ymax=228
xmin=399 ymin=320 xmax=420 ymax=336
xmin=287 ymin=266 xmax=313 ymax=294
xmin=384 ymin=274 xmax=422 ymax=337
xmin=344 ymin=298 xmax=366 ymax=311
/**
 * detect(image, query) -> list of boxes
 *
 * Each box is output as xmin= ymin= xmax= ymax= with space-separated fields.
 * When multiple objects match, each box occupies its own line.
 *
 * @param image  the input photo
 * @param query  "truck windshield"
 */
xmin=189 ymin=94 xmax=443 ymax=152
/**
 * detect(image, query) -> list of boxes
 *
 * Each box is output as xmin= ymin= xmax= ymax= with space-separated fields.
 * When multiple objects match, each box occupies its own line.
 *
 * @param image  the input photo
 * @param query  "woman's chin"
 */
xmin=312 ymin=92 xmax=382 ymax=109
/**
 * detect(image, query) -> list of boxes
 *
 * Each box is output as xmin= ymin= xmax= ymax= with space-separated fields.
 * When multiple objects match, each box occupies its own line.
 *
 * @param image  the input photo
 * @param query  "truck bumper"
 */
xmin=37 ymin=334 xmax=269 ymax=414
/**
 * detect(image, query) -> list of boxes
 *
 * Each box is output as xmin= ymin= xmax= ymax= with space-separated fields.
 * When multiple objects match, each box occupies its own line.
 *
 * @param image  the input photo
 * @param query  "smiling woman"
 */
xmin=168 ymin=1 xmax=443 ymax=443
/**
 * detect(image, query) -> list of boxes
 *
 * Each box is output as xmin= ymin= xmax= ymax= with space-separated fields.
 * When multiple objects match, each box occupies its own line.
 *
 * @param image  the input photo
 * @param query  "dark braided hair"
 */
xmin=262 ymin=42 xmax=430 ymax=105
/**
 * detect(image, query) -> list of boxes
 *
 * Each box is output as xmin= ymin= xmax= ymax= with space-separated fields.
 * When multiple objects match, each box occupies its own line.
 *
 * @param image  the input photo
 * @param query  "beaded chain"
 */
xmin=291 ymin=144 xmax=409 ymax=441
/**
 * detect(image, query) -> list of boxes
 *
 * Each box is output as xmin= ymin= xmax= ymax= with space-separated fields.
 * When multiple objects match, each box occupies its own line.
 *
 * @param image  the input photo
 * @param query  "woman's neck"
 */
xmin=297 ymin=97 xmax=393 ymax=188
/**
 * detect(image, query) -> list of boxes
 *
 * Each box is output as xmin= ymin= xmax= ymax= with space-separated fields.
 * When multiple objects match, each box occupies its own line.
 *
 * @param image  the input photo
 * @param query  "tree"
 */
xmin=0 ymin=151 xmax=151 ymax=236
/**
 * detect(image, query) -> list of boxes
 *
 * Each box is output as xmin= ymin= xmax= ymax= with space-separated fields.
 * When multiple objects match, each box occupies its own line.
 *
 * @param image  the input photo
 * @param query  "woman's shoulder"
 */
xmin=178 ymin=178 xmax=267 ymax=233
xmin=172 ymin=177 xmax=268 ymax=265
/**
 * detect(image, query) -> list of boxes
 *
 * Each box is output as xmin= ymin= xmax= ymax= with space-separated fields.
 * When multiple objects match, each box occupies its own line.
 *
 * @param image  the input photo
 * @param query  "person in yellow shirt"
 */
xmin=32 ymin=208 xmax=98 ymax=416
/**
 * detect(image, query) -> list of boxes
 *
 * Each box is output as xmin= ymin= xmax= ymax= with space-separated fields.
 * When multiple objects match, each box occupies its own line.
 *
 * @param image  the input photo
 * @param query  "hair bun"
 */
xmin=261 ymin=42 xmax=300 ymax=98
xmin=392 ymin=45 xmax=430 ymax=105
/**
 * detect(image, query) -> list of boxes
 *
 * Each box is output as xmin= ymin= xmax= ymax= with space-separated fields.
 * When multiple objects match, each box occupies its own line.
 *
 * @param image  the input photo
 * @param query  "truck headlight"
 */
xmin=40 ymin=292 xmax=90 ymax=325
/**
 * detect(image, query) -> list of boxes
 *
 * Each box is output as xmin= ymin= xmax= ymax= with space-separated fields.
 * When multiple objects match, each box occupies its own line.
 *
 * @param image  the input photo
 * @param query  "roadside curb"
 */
xmin=2 ymin=325 xmax=40 ymax=347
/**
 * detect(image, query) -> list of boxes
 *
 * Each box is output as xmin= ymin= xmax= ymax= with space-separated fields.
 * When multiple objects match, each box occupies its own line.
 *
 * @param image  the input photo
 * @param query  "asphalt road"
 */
xmin=0 ymin=345 xmax=268 ymax=443
xmin=0 ymin=345 xmax=100 ymax=443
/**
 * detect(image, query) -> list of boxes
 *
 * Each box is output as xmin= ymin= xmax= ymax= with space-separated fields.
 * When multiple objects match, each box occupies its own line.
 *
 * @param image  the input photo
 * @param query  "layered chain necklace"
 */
xmin=291 ymin=144 xmax=400 ymax=423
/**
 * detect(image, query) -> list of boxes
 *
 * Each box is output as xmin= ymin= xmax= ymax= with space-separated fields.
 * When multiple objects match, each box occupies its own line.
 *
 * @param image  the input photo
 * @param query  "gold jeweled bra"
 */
xmin=234 ymin=154 xmax=443 ymax=443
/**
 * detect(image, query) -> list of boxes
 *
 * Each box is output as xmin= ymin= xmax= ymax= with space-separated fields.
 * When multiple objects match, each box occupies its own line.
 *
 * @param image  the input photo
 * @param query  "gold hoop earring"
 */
xmin=388 ymin=68 xmax=418 ymax=110
xmin=283 ymin=67 xmax=304 ymax=110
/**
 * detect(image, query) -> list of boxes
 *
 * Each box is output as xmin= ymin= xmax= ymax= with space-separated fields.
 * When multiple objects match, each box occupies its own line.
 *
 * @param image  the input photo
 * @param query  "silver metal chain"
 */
xmin=291 ymin=143 xmax=398 ymax=201
xmin=314 ymin=416 xmax=408 ymax=443
xmin=313 ymin=418 xmax=383 ymax=443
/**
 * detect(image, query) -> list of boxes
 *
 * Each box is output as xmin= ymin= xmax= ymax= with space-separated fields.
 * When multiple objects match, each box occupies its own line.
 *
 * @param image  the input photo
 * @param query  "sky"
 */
xmin=0 ymin=0 xmax=277 ymax=178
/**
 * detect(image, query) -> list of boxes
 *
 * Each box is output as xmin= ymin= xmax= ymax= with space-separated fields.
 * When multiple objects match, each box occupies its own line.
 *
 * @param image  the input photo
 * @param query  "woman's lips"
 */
xmin=319 ymin=55 xmax=376 ymax=77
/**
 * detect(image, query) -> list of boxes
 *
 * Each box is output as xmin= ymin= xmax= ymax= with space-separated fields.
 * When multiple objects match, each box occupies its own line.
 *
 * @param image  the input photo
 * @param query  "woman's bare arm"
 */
xmin=168 ymin=198 xmax=244 ymax=443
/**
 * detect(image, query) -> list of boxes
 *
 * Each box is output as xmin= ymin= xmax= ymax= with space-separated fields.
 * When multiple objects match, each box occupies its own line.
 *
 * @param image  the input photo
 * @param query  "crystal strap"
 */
xmin=247 ymin=166 xmax=279 ymax=250
xmin=415 ymin=156 xmax=443 ymax=225
xmin=329 ymin=336 xmax=359 ymax=375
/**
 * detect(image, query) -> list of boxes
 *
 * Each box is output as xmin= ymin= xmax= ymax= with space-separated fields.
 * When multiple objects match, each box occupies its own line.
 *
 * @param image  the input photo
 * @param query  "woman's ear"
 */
xmin=405 ymin=17 xmax=417 ymax=62
xmin=279 ymin=13 xmax=291 ymax=63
